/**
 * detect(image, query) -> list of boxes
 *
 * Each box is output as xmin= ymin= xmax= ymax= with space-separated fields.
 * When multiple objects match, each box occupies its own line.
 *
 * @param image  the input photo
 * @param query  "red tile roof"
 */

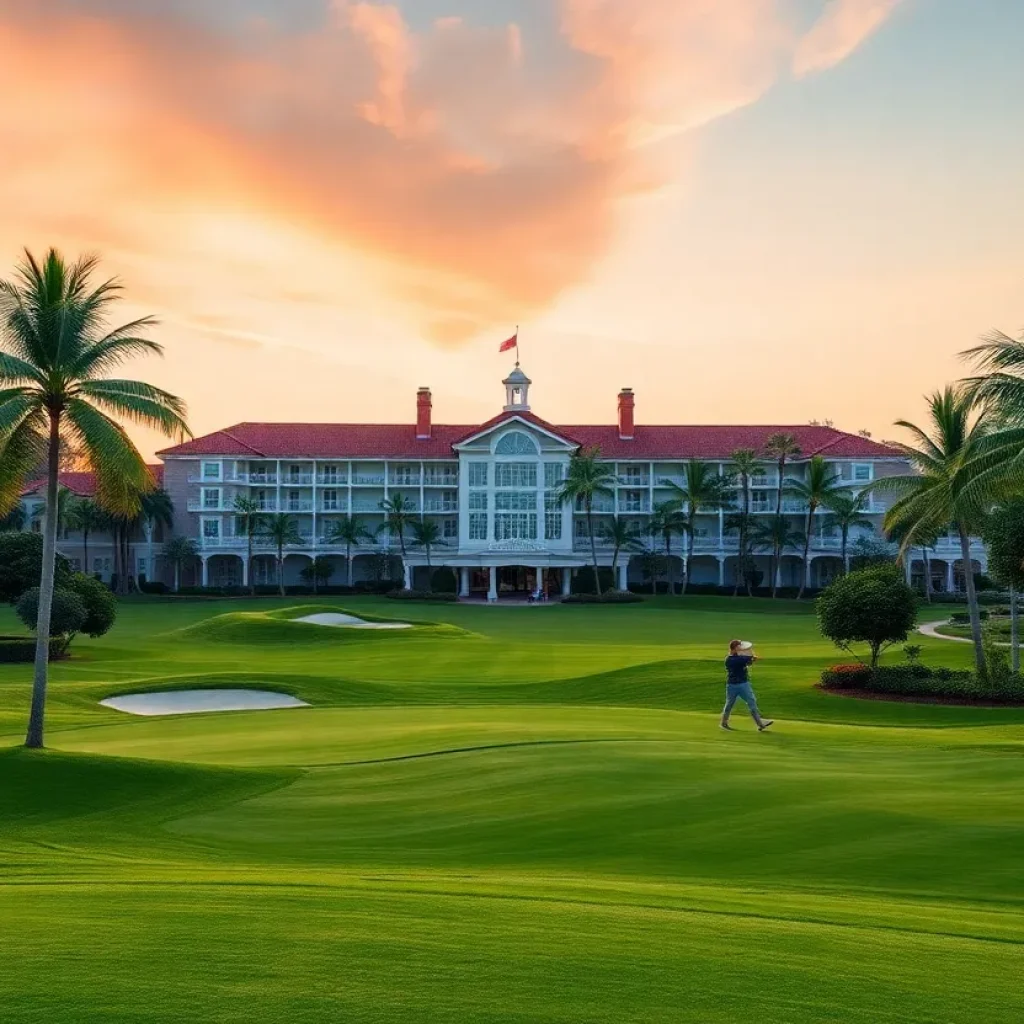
xmin=159 ymin=420 xmax=896 ymax=460
xmin=20 ymin=465 xmax=164 ymax=497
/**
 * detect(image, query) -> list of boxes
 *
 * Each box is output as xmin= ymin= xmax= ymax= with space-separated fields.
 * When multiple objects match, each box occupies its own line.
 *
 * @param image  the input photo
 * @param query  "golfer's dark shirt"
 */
xmin=725 ymin=654 xmax=753 ymax=685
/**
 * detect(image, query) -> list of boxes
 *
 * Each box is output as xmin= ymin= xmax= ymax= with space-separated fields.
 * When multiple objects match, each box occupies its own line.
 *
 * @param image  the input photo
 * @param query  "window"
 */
xmin=321 ymin=465 xmax=339 ymax=484
xmin=469 ymin=513 xmax=488 ymax=540
xmin=287 ymin=489 xmax=301 ymax=511
xmin=495 ymin=431 xmax=537 ymax=456
xmin=69 ymin=558 xmax=82 ymax=572
xmin=469 ymin=492 xmax=488 ymax=511
xmin=93 ymin=557 xmax=112 ymax=574
xmin=442 ymin=518 xmax=459 ymax=540
xmin=391 ymin=464 xmax=419 ymax=485
xmin=544 ymin=462 xmax=565 ymax=488
xmin=323 ymin=489 xmax=339 ymax=511
xmin=495 ymin=463 xmax=536 ymax=488
xmin=494 ymin=512 xmax=537 ymax=541
xmin=495 ymin=492 xmax=536 ymax=511
xmin=853 ymin=463 xmax=873 ymax=482
xmin=545 ymin=511 xmax=562 ymax=541
xmin=620 ymin=490 xmax=647 ymax=513
xmin=202 ymin=461 xmax=221 ymax=481
xmin=622 ymin=465 xmax=646 ymax=484
xmin=137 ymin=557 xmax=148 ymax=579
xmin=201 ymin=487 xmax=221 ymax=510
xmin=203 ymin=519 xmax=221 ymax=540
xmin=468 ymin=463 xmax=488 ymax=488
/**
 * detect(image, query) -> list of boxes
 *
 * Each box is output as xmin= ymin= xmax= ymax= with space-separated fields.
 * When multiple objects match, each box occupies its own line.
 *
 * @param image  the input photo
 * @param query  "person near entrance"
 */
xmin=720 ymin=640 xmax=773 ymax=732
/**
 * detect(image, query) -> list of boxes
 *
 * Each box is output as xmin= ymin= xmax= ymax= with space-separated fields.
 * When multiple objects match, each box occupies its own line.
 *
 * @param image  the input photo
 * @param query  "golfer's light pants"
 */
xmin=722 ymin=682 xmax=763 ymax=724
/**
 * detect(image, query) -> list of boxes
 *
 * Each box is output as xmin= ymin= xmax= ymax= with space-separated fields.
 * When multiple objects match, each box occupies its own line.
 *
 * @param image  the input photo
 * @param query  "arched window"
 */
xmin=495 ymin=431 xmax=537 ymax=456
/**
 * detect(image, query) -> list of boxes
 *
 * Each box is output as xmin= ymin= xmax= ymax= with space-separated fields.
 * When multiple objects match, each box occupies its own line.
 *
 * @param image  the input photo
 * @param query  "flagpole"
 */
xmin=515 ymin=325 xmax=520 ymax=366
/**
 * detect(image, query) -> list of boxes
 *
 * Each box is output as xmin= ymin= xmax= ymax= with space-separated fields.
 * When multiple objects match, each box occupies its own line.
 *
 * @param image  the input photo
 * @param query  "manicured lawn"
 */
xmin=1 ymin=596 xmax=1022 ymax=1022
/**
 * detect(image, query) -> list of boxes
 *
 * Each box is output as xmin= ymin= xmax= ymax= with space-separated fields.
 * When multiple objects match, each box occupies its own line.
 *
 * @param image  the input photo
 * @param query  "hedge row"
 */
xmin=385 ymin=590 xmax=458 ymax=602
xmin=562 ymin=590 xmax=644 ymax=604
xmin=0 ymin=636 xmax=64 ymax=664
xmin=153 ymin=582 xmax=403 ymax=598
xmin=821 ymin=663 xmax=1024 ymax=702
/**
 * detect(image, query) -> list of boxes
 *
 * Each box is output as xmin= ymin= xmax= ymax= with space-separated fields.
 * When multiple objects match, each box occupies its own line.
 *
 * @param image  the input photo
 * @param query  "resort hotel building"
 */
xmin=16 ymin=366 xmax=987 ymax=597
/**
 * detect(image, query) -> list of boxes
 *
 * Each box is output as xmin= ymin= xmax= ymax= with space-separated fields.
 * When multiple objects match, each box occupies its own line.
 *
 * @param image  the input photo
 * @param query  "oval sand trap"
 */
xmin=295 ymin=612 xmax=412 ymax=630
xmin=101 ymin=690 xmax=309 ymax=716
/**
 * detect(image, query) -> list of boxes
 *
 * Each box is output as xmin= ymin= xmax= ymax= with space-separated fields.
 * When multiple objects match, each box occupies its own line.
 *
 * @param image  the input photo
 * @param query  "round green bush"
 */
xmin=66 ymin=573 xmax=117 ymax=638
xmin=0 ymin=532 xmax=71 ymax=603
xmin=430 ymin=568 xmax=458 ymax=594
xmin=16 ymin=587 xmax=87 ymax=655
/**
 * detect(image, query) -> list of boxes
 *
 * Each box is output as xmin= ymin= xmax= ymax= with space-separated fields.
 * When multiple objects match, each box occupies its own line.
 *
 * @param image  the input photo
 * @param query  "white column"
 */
xmin=718 ymin=557 xmax=725 ymax=587
xmin=805 ymin=556 xmax=812 ymax=588
xmin=487 ymin=566 xmax=498 ymax=602
xmin=241 ymin=556 xmax=249 ymax=588
xmin=904 ymin=558 xmax=912 ymax=585
xmin=459 ymin=566 xmax=470 ymax=597
xmin=535 ymin=566 xmax=544 ymax=598
xmin=617 ymin=562 xmax=628 ymax=591
xmin=561 ymin=568 xmax=572 ymax=597
xmin=201 ymin=556 xmax=209 ymax=588
xmin=946 ymin=561 xmax=955 ymax=594
xmin=403 ymin=561 xmax=413 ymax=590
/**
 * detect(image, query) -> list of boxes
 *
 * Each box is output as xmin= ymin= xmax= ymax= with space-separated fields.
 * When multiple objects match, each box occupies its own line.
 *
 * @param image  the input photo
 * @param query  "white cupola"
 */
xmin=503 ymin=364 xmax=532 ymax=412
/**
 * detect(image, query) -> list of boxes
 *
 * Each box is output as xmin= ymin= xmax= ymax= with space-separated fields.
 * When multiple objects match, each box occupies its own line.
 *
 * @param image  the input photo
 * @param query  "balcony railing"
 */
xmin=389 ymin=474 xmax=421 ymax=486
xmin=423 ymin=500 xmax=459 ymax=513
xmin=617 ymin=475 xmax=650 ymax=487
xmin=352 ymin=474 xmax=386 ymax=486
xmin=282 ymin=500 xmax=314 ymax=513
xmin=423 ymin=474 xmax=459 ymax=487
xmin=317 ymin=474 xmax=348 ymax=486
xmin=188 ymin=500 xmax=229 ymax=512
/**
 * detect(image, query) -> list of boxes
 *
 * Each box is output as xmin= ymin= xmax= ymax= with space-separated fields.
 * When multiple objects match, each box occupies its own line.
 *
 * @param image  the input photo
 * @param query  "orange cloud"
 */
xmin=0 ymin=1 xmax=905 ymax=345
xmin=793 ymin=0 xmax=905 ymax=78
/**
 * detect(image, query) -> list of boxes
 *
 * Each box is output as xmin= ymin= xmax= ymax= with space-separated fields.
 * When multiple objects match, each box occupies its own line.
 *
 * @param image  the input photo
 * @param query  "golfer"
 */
xmin=720 ymin=640 xmax=773 ymax=731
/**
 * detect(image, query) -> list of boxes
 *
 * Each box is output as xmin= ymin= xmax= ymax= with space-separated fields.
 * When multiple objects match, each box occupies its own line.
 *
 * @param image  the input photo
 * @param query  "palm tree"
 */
xmin=872 ymin=387 xmax=991 ymax=677
xmin=300 ymin=555 xmax=334 ymax=595
xmin=30 ymin=485 xmax=74 ymax=537
xmin=887 ymin=517 xmax=942 ymax=603
xmin=163 ymin=535 xmax=199 ymax=593
xmin=0 ymin=249 xmax=189 ymax=749
xmin=668 ymin=460 xmax=732 ymax=595
xmin=649 ymin=500 xmax=689 ymax=595
xmin=380 ymin=492 xmax=416 ymax=574
xmin=408 ymin=518 xmax=445 ymax=590
xmin=67 ymin=498 xmax=105 ymax=577
xmin=786 ymin=456 xmax=846 ymax=599
xmin=558 ymin=447 xmax=616 ymax=595
xmin=140 ymin=488 xmax=173 ymax=587
xmin=728 ymin=449 xmax=758 ymax=596
xmin=600 ymin=516 xmax=644 ymax=583
xmin=258 ymin=513 xmax=301 ymax=596
xmin=327 ymin=515 xmax=373 ymax=587
xmin=821 ymin=491 xmax=874 ymax=575
xmin=763 ymin=434 xmax=802 ymax=597
xmin=232 ymin=495 xmax=263 ymax=595
xmin=750 ymin=517 xmax=804 ymax=591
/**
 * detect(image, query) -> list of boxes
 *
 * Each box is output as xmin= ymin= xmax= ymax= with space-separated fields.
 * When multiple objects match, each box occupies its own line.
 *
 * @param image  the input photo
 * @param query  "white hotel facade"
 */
xmin=142 ymin=366 xmax=985 ymax=597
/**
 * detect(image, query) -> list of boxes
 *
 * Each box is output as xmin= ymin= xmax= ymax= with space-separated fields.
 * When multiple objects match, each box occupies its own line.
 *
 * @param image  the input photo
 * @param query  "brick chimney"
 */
xmin=618 ymin=388 xmax=635 ymax=440
xmin=416 ymin=387 xmax=432 ymax=440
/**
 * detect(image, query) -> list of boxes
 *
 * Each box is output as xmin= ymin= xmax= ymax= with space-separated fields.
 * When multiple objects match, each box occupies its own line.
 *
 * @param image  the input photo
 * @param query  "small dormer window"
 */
xmin=495 ymin=431 xmax=537 ymax=456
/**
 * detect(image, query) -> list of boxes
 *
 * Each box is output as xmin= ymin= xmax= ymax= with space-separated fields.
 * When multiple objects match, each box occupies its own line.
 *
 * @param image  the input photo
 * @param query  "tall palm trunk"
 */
xmin=347 ymin=543 xmax=354 ymax=587
xmin=798 ymin=503 xmax=815 ymax=600
xmin=683 ymin=524 xmax=695 ymax=596
xmin=958 ymin=524 xmax=986 ymax=678
xmin=82 ymin=528 xmax=90 ymax=579
xmin=277 ymin=541 xmax=285 ymax=597
xmin=921 ymin=546 xmax=933 ymax=602
xmin=840 ymin=527 xmax=849 ymax=576
xmin=247 ymin=531 xmax=255 ymax=597
xmin=587 ymin=501 xmax=601 ymax=596
xmin=26 ymin=411 xmax=61 ymax=748
xmin=174 ymin=561 xmax=181 ymax=593
xmin=664 ymin=533 xmax=672 ymax=595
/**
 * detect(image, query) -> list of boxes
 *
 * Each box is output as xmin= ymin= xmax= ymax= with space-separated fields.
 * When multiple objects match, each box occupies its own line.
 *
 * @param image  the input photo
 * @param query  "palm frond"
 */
xmin=74 ymin=379 xmax=190 ymax=438
xmin=0 ymin=413 xmax=47 ymax=514
xmin=70 ymin=330 xmax=163 ymax=380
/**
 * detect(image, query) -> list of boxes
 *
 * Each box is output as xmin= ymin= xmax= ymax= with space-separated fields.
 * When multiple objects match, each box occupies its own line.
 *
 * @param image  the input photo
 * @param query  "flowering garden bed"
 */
xmin=820 ymin=663 xmax=1024 ymax=705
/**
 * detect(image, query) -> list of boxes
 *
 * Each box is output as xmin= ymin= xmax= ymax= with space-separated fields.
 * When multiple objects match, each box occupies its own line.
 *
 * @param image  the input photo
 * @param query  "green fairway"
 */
xmin=1 ymin=596 xmax=1023 ymax=1022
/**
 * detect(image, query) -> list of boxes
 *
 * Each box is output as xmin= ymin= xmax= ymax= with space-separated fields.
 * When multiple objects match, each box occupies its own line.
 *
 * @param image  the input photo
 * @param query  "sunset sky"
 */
xmin=2 ymin=0 xmax=1022 ymax=455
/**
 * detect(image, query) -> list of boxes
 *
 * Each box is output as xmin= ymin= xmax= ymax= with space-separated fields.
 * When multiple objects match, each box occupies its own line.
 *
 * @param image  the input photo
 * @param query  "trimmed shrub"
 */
xmin=817 ymin=565 xmax=917 ymax=667
xmin=820 ymin=663 xmax=872 ymax=689
xmin=820 ymin=663 xmax=1024 ymax=702
xmin=386 ymin=589 xmax=458 ymax=602
xmin=15 ymin=587 xmax=88 ymax=657
xmin=430 ymin=567 xmax=458 ymax=594
xmin=66 ymin=573 xmax=117 ymax=638
xmin=139 ymin=580 xmax=169 ymax=595
xmin=951 ymin=610 xmax=988 ymax=624
xmin=0 ymin=635 xmax=63 ymax=663
xmin=562 ymin=589 xmax=644 ymax=604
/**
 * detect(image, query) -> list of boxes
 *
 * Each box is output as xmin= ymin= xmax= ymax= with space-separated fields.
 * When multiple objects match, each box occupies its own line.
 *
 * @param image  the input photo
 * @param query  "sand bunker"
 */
xmin=100 ymin=690 xmax=309 ymax=716
xmin=295 ymin=613 xmax=412 ymax=630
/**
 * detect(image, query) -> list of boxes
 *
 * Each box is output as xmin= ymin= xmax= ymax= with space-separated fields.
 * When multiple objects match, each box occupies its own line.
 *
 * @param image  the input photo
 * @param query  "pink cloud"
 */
xmin=793 ymin=0 xmax=905 ymax=78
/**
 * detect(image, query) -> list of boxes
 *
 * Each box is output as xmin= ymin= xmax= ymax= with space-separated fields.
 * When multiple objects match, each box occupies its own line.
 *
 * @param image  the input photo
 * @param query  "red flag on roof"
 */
xmin=499 ymin=332 xmax=518 ymax=353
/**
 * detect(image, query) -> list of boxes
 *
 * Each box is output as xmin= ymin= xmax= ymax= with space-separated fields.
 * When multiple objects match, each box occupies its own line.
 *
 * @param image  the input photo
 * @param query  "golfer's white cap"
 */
xmin=738 ymin=641 xmax=753 ymax=650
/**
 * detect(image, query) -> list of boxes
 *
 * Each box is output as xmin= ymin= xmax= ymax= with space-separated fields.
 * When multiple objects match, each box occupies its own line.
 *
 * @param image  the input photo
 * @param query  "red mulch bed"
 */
xmin=816 ymin=684 xmax=1024 ymax=708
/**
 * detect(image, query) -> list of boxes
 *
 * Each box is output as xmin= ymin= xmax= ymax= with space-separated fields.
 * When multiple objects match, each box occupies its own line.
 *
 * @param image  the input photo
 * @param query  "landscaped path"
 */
xmin=918 ymin=618 xmax=972 ymax=642
xmin=2 ymin=595 xmax=1023 ymax=1024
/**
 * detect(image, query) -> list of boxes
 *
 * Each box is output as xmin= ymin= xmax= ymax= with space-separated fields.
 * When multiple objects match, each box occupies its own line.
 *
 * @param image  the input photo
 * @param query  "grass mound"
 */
xmin=170 ymin=606 xmax=470 ymax=645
